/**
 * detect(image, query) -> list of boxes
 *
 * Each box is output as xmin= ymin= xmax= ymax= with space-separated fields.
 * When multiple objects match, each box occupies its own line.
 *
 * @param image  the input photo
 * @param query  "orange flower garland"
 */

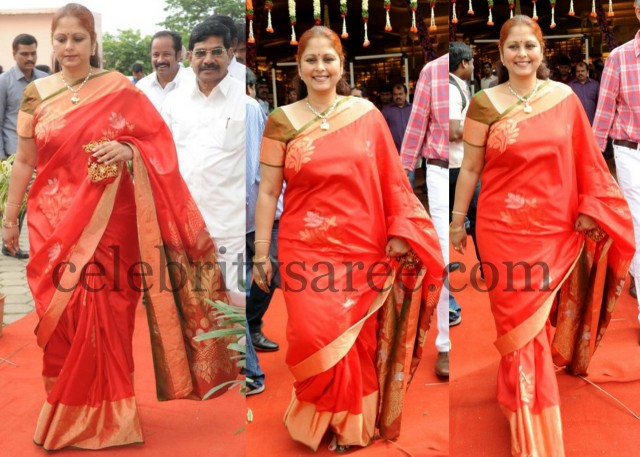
xmin=362 ymin=0 xmax=370 ymax=47
xmin=247 ymin=0 xmax=255 ymax=43
xmin=289 ymin=0 xmax=297 ymax=45
xmin=266 ymin=0 xmax=274 ymax=33
xmin=384 ymin=0 xmax=392 ymax=31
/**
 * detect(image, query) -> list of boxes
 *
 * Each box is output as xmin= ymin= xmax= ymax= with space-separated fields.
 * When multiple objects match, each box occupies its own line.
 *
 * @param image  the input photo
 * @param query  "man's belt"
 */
xmin=613 ymin=139 xmax=639 ymax=150
xmin=426 ymin=159 xmax=449 ymax=168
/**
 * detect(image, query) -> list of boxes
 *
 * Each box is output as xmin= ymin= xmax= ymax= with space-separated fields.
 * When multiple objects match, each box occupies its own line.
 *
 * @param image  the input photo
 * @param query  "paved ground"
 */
xmin=0 ymin=223 xmax=33 ymax=329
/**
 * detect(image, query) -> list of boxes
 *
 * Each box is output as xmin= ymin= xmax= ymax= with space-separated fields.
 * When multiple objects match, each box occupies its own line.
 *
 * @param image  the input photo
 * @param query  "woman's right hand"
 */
xmin=450 ymin=224 xmax=467 ymax=255
xmin=2 ymin=225 xmax=20 ymax=256
xmin=252 ymin=256 xmax=272 ymax=293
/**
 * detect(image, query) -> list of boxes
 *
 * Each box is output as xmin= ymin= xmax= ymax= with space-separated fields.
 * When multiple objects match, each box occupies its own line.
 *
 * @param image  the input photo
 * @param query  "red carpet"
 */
xmin=450 ymin=237 xmax=640 ymax=456
xmin=0 ymin=306 xmax=245 ymax=457
xmin=247 ymin=290 xmax=449 ymax=457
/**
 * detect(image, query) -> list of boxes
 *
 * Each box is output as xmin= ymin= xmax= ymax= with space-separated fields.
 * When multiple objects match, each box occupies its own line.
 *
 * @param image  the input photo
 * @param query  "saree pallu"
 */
xmin=260 ymin=97 xmax=443 ymax=450
xmin=18 ymin=71 xmax=239 ymax=450
xmin=463 ymin=82 xmax=634 ymax=456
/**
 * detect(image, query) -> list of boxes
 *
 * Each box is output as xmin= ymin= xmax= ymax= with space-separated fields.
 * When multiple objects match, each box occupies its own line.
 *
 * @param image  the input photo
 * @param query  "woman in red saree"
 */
xmin=253 ymin=26 xmax=444 ymax=452
xmin=1 ymin=4 xmax=238 ymax=451
xmin=451 ymin=16 xmax=634 ymax=456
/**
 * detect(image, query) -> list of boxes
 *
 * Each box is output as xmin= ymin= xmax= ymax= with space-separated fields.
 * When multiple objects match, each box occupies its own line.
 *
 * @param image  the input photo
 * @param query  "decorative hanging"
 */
xmin=384 ymin=0 xmax=392 ymax=31
xmin=569 ymin=0 xmax=575 ymax=16
xmin=340 ymin=0 xmax=349 ymax=38
xmin=608 ymin=0 xmax=614 ymax=17
xmin=265 ymin=0 xmax=274 ymax=33
xmin=487 ymin=0 xmax=494 ymax=26
xmin=591 ymin=0 xmax=597 ymax=18
xmin=289 ymin=0 xmax=297 ymax=45
xmin=452 ymin=0 xmax=458 ymax=24
xmin=410 ymin=1 xmax=418 ymax=33
xmin=362 ymin=0 xmax=370 ymax=47
xmin=429 ymin=1 xmax=437 ymax=31
xmin=508 ymin=0 xmax=514 ymax=18
xmin=550 ymin=0 xmax=556 ymax=28
xmin=468 ymin=0 xmax=474 ymax=15
xmin=532 ymin=0 xmax=538 ymax=21
xmin=313 ymin=0 xmax=321 ymax=24
xmin=247 ymin=0 xmax=255 ymax=43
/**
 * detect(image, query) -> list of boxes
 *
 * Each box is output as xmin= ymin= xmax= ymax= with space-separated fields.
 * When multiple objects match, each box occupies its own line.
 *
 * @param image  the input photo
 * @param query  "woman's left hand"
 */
xmin=385 ymin=237 xmax=410 ymax=258
xmin=575 ymin=213 xmax=598 ymax=232
xmin=93 ymin=141 xmax=133 ymax=165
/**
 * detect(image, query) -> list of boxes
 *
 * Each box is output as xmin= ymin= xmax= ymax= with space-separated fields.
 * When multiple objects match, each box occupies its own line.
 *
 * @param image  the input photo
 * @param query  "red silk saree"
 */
xmin=17 ymin=71 xmax=238 ymax=450
xmin=463 ymin=81 xmax=634 ymax=456
xmin=260 ymin=96 xmax=444 ymax=450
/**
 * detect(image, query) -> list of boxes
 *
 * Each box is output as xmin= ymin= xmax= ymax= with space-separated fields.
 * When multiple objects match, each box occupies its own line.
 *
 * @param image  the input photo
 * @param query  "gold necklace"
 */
xmin=60 ymin=68 xmax=93 ymax=105
xmin=305 ymin=97 xmax=340 ymax=130
xmin=506 ymin=81 xmax=540 ymax=114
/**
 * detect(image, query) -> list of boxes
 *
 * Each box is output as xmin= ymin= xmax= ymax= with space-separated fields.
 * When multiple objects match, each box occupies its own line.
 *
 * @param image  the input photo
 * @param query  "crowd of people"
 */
xmin=2 ymin=1 xmax=640 ymax=455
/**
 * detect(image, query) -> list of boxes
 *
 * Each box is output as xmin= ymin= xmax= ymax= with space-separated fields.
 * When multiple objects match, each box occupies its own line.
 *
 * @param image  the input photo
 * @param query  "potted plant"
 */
xmin=1 ymin=156 xmax=21 ymax=337
xmin=0 ymin=155 xmax=15 ymax=217
xmin=0 ymin=155 xmax=27 ymax=246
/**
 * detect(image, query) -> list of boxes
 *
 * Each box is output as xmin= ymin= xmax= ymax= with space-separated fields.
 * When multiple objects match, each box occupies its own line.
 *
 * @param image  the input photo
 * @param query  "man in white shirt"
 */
xmin=162 ymin=20 xmax=255 ymax=308
xmin=137 ymin=31 xmax=193 ymax=111
xmin=208 ymin=15 xmax=246 ymax=81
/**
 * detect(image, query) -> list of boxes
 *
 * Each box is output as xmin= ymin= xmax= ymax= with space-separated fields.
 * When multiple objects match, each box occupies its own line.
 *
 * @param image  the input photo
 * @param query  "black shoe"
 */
xmin=250 ymin=331 xmax=279 ymax=352
xmin=246 ymin=384 xmax=265 ymax=396
xmin=2 ymin=246 xmax=29 ymax=259
xmin=448 ymin=262 xmax=461 ymax=272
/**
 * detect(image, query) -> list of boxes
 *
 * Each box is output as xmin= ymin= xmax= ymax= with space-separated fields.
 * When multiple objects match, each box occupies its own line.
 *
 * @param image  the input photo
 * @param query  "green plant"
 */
xmin=0 ymin=155 xmax=26 ymax=217
xmin=194 ymin=299 xmax=253 ymax=427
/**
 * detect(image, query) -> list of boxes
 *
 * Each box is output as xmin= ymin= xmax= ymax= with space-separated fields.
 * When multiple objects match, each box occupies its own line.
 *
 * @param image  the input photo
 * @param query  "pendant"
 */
xmin=523 ymin=103 xmax=532 ymax=114
xmin=320 ymin=119 xmax=329 ymax=130
xmin=71 ymin=94 xmax=80 ymax=105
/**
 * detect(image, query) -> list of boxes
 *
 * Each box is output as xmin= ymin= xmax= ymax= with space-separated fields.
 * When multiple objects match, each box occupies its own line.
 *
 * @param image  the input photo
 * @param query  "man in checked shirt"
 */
xmin=400 ymin=54 xmax=453 ymax=378
xmin=592 ymin=1 xmax=640 ymax=317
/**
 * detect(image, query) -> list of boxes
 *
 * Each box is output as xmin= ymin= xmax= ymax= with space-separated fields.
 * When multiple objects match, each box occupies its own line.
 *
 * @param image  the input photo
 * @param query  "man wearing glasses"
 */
xmin=162 ymin=19 xmax=252 ymax=309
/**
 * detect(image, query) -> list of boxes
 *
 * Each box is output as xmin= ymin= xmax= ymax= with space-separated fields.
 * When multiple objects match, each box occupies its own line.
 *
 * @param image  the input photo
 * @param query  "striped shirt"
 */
xmin=400 ymin=54 xmax=449 ymax=170
xmin=246 ymin=101 xmax=283 ymax=233
xmin=592 ymin=30 xmax=640 ymax=150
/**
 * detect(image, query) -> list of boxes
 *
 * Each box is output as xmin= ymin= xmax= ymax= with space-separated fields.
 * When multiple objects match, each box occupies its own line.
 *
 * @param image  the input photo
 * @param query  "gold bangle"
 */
xmin=449 ymin=222 xmax=465 ymax=233
xmin=252 ymin=255 xmax=269 ymax=263
xmin=451 ymin=210 xmax=467 ymax=217
xmin=5 ymin=202 xmax=21 ymax=208
xmin=2 ymin=219 xmax=19 ymax=228
xmin=254 ymin=240 xmax=270 ymax=245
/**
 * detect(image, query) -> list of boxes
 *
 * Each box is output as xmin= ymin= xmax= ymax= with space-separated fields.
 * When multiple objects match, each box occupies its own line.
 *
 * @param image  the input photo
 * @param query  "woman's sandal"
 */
xmin=328 ymin=436 xmax=351 ymax=453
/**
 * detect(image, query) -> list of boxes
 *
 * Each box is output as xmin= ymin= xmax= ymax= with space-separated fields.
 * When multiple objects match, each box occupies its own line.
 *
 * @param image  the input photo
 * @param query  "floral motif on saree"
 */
xmin=463 ymin=81 xmax=634 ymax=456
xmin=260 ymin=96 xmax=444 ymax=450
xmin=17 ymin=71 xmax=239 ymax=450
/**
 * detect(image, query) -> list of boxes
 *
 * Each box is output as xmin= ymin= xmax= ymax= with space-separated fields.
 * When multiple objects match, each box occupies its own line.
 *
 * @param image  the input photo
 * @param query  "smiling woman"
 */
xmin=451 ymin=14 xmax=635 ymax=456
xmin=253 ymin=25 xmax=444 ymax=453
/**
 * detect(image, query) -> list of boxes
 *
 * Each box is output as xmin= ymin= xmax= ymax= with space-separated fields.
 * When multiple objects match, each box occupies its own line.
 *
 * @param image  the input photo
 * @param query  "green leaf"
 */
xmin=193 ymin=328 xmax=244 ymax=341
xmin=203 ymin=379 xmax=242 ymax=399
xmin=227 ymin=343 xmax=246 ymax=353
